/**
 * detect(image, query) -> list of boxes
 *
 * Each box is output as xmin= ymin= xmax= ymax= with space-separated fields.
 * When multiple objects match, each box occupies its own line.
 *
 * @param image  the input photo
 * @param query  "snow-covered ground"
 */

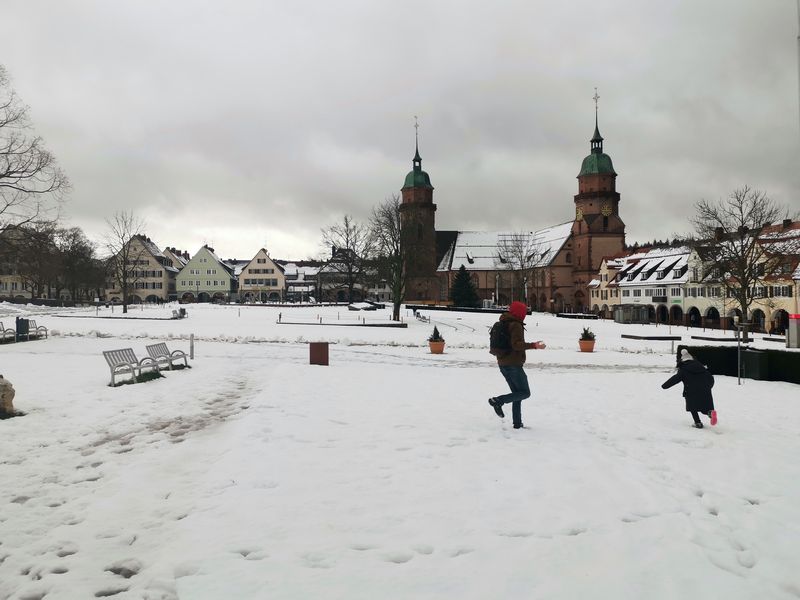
xmin=0 ymin=302 xmax=798 ymax=600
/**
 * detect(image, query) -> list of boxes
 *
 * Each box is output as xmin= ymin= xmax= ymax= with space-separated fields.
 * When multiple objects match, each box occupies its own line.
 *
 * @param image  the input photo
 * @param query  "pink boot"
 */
xmin=710 ymin=410 xmax=718 ymax=426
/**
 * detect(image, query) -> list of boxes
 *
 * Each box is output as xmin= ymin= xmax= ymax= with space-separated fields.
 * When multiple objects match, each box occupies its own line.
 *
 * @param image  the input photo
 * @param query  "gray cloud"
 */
xmin=3 ymin=0 xmax=798 ymax=259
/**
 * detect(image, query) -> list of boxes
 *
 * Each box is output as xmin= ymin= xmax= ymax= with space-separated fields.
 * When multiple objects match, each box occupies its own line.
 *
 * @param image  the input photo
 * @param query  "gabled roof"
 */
xmin=134 ymin=235 xmax=165 ymax=260
xmin=190 ymin=245 xmax=235 ymax=277
xmin=437 ymin=221 xmax=573 ymax=272
xmin=616 ymin=246 xmax=691 ymax=287
xmin=239 ymin=249 xmax=285 ymax=275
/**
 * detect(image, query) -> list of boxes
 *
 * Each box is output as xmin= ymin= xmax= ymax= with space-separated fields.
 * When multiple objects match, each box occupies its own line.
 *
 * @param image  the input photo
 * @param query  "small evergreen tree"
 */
xmin=450 ymin=265 xmax=481 ymax=307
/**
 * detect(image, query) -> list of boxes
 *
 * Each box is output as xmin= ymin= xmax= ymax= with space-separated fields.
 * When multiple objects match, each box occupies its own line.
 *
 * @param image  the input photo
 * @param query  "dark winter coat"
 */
xmin=495 ymin=312 xmax=534 ymax=367
xmin=661 ymin=359 xmax=715 ymax=413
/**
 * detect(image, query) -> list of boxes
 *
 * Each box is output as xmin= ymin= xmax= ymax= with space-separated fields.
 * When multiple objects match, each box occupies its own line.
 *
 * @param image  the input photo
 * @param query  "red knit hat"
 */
xmin=508 ymin=301 xmax=528 ymax=320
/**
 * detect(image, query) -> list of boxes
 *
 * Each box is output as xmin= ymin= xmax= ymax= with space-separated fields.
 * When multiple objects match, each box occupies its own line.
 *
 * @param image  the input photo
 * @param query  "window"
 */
xmin=633 ymin=289 xmax=642 ymax=297
xmin=565 ymin=252 xmax=572 ymax=264
xmin=257 ymin=258 xmax=266 ymax=264
xmin=622 ymin=290 xmax=630 ymax=297
xmin=670 ymin=287 xmax=681 ymax=297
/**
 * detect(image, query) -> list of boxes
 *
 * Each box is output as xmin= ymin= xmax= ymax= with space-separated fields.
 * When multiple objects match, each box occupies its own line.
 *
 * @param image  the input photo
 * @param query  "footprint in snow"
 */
xmin=382 ymin=551 xmax=414 ymax=564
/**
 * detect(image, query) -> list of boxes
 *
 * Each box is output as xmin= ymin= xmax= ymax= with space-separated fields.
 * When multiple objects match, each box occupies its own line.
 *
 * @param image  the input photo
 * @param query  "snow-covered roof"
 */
xmin=588 ymin=279 xmax=600 ymax=288
xmin=616 ymin=247 xmax=691 ymax=287
xmin=438 ymin=221 xmax=573 ymax=272
xmin=138 ymin=237 xmax=165 ymax=259
xmin=283 ymin=263 xmax=320 ymax=278
xmin=759 ymin=227 xmax=800 ymax=255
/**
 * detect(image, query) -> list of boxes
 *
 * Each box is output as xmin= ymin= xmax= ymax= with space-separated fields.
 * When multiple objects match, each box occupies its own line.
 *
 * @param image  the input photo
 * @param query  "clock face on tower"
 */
xmin=576 ymin=207 xmax=583 ymax=221
xmin=601 ymin=203 xmax=612 ymax=216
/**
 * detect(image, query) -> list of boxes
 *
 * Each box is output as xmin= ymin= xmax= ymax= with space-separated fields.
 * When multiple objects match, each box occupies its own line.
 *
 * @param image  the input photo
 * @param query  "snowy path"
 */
xmin=1 ymin=306 xmax=799 ymax=599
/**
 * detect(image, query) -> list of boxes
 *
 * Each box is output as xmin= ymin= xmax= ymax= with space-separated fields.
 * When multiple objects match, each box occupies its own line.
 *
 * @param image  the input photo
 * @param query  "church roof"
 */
xmin=403 ymin=169 xmax=433 ymax=189
xmin=437 ymin=221 xmax=574 ymax=272
xmin=578 ymin=152 xmax=616 ymax=177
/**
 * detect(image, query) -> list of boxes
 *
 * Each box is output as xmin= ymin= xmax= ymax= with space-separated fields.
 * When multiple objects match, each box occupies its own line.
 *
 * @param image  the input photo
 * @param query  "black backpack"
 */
xmin=489 ymin=320 xmax=512 ymax=356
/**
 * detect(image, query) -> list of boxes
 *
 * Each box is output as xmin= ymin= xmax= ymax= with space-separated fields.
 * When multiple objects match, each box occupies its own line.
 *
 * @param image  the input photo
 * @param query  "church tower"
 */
xmin=399 ymin=124 xmax=439 ymax=302
xmin=571 ymin=93 xmax=626 ymax=311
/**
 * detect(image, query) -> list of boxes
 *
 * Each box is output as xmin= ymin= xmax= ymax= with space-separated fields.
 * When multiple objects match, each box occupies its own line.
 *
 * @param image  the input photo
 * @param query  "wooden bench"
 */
xmin=0 ymin=322 xmax=15 ymax=343
xmin=146 ymin=342 xmax=189 ymax=370
xmin=102 ymin=348 xmax=161 ymax=386
xmin=28 ymin=320 xmax=48 ymax=339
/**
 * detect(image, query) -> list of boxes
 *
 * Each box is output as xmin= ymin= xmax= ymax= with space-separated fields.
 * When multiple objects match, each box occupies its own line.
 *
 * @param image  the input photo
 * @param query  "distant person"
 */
xmin=661 ymin=349 xmax=717 ymax=428
xmin=488 ymin=301 xmax=546 ymax=429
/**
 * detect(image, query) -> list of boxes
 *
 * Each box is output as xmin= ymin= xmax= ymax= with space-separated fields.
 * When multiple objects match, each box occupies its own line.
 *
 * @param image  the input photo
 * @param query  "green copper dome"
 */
xmin=403 ymin=169 xmax=433 ymax=189
xmin=402 ymin=145 xmax=434 ymax=189
xmin=578 ymin=119 xmax=616 ymax=176
xmin=578 ymin=152 xmax=616 ymax=177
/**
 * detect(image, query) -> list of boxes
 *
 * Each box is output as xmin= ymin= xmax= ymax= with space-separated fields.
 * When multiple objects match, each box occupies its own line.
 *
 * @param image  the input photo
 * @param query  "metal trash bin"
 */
xmin=15 ymin=317 xmax=29 ymax=342
xmin=179 ymin=308 xmax=187 ymax=318
xmin=787 ymin=314 xmax=800 ymax=349
xmin=309 ymin=342 xmax=329 ymax=366
xmin=741 ymin=348 xmax=768 ymax=380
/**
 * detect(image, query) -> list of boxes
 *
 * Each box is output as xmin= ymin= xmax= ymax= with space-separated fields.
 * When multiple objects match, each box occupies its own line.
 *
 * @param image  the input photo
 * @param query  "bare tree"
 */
xmin=0 ymin=65 xmax=68 ymax=253
xmin=370 ymin=194 xmax=405 ymax=320
xmin=319 ymin=214 xmax=375 ymax=303
xmin=495 ymin=231 xmax=545 ymax=305
xmin=105 ymin=211 xmax=146 ymax=313
xmin=691 ymin=186 xmax=793 ymax=326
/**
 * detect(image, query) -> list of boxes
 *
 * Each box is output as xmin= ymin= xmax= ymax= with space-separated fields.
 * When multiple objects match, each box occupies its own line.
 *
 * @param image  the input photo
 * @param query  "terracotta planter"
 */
xmin=578 ymin=339 xmax=595 ymax=353
xmin=428 ymin=340 xmax=445 ymax=354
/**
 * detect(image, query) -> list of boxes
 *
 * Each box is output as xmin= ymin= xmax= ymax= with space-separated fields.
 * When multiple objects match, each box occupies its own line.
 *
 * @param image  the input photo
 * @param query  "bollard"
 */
xmin=309 ymin=342 xmax=329 ymax=366
xmin=190 ymin=333 xmax=195 ymax=360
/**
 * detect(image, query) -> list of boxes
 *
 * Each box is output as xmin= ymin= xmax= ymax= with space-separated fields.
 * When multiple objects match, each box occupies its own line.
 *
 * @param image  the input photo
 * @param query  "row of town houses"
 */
xmin=104 ymin=239 xmax=392 ymax=305
xmin=588 ymin=220 xmax=800 ymax=334
xmin=0 ymin=238 xmax=389 ymax=305
xmin=1 ymin=219 xmax=798 ymax=333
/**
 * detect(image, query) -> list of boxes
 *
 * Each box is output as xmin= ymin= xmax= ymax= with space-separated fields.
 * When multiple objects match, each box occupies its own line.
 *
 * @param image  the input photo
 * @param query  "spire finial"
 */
xmin=413 ymin=115 xmax=422 ymax=165
xmin=590 ymin=88 xmax=604 ymax=153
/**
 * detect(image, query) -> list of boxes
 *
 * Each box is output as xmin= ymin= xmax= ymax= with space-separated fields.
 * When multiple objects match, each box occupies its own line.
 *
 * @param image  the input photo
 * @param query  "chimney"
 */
xmin=784 ymin=218 xmax=792 ymax=229
xmin=714 ymin=227 xmax=724 ymax=241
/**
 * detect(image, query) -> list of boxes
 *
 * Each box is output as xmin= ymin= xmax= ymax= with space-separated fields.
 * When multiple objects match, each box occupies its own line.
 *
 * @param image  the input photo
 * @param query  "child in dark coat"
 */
xmin=661 ymin=349 xmax=717 ymax=428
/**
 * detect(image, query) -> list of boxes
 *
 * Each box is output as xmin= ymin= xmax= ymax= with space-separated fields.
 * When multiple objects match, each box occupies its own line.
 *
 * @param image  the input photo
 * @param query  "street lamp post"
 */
xmin=495 ymin=273 xmax=499 ymax=306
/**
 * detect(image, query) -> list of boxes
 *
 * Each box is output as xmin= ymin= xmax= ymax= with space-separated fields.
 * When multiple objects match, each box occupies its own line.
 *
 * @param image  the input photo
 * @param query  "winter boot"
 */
xmin=709 ymin=410 xmax=718 ymax=426
xmin=692 ymin=422 xmax=704 ymax=429
xmin=513 ymin=423 xmax=524 ymax=429
xmin=488 ymin=398 xmax=504 ymax=418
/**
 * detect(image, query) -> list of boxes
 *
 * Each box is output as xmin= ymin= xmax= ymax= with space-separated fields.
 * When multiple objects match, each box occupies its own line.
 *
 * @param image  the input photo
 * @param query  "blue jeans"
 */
xmin=496 ymin=366 xmax=531 ymax=426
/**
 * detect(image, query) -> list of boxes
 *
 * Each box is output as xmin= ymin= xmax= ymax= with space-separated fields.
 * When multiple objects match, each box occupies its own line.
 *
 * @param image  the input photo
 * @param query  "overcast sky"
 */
xmin=3 ymin=1 xmax=799 ymax=261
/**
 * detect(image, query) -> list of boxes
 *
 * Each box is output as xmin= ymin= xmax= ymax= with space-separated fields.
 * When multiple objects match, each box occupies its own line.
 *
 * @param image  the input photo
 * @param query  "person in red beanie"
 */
xmin=488 ymin=301 xmax=546 ymax=429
